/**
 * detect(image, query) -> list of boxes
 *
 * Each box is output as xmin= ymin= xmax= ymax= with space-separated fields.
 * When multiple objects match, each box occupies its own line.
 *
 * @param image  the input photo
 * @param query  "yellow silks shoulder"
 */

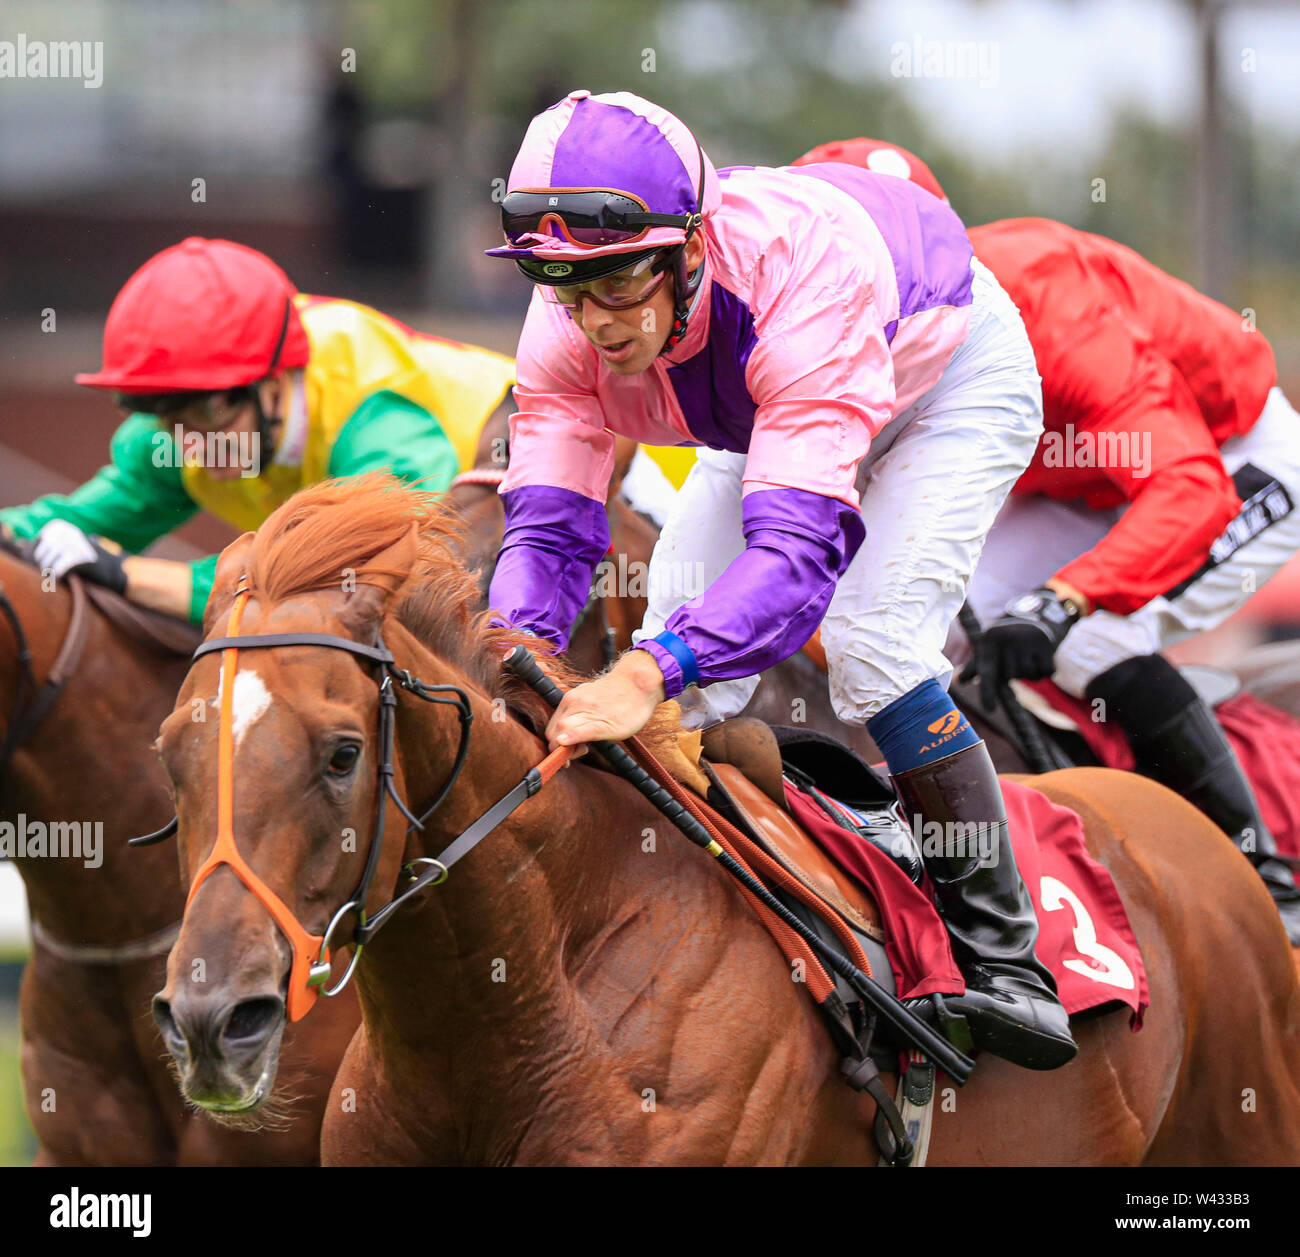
xmin=181 ymin=295 xmax=516 ymax=532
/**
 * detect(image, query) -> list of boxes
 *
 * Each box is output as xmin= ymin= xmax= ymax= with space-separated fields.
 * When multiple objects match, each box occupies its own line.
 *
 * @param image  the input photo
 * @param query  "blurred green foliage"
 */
xmin=340 ymin=0 xmax=1297 ymax=367
xmin=0 ymin=1007 xmax=35 ymax=1168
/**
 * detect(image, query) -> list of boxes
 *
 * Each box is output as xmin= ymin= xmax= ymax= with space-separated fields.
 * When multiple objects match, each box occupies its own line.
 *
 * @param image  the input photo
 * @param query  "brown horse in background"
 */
xmin=155 ymin=478 xmax=1300 ymax=1165
xmin=0 ymin=544 xmax=358 ymax=1165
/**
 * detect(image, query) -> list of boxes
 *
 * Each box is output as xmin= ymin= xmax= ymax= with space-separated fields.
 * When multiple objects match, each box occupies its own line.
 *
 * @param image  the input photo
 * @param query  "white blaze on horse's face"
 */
xmin=213 ymin=669 xmax=273 ymax=750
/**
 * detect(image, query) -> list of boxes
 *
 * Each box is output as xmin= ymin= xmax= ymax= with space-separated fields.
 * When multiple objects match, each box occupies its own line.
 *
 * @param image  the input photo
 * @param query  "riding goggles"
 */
xmin=501 ymin=187 xmax=702 ymax=249
xmin=527 ymin=251 xmax=669 ymax=311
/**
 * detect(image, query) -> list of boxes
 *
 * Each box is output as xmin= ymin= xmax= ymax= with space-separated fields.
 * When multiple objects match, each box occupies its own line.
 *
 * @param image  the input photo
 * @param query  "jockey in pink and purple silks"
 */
xmin=484 ymin=90 xmax=1075 ymax=1071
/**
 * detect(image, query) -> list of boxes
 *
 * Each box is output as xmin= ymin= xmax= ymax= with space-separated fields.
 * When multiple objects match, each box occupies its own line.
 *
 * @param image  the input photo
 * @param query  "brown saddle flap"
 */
xmin=705 ymin=760 xmax=883 ymax=941
xmin=83 ymin=582 xmax=201 ymax=656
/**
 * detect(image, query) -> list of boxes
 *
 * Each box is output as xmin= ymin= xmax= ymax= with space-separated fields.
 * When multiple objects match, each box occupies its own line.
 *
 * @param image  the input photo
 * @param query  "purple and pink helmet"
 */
xmin=487 ymin=90 xmax=719 ymax=347
xmin=487 ymin=89 xmax=719 ymax=264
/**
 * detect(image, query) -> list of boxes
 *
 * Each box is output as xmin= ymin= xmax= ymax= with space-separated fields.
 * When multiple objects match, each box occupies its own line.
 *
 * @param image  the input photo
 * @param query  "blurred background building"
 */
xmin=0 ymin=0 xmax=1298 ymax=1160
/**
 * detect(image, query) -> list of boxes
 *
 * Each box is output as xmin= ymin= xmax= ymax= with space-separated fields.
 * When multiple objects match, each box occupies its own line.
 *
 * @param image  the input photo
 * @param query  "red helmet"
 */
xmin=792 ymin=138 xmax=948 ymax=205
xmin=75 ymin=237 xmax=311 ymax=394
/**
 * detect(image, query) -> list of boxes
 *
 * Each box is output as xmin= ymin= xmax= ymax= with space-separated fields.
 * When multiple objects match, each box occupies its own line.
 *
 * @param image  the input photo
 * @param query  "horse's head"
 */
xmin=153 ymin=478 xmax=441 ymax=1118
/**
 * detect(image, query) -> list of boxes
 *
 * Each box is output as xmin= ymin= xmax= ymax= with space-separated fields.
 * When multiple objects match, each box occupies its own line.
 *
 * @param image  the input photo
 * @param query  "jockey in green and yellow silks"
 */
xmin=0 ymin=237 xmax=515 ymax=623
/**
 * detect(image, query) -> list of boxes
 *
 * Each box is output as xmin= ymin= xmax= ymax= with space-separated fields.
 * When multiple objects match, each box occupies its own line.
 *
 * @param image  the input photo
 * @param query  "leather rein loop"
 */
xmin=0 ymin=574 xmax=91 ymax=781
xmin=134 ymin=579 xmax=569 ymax=1020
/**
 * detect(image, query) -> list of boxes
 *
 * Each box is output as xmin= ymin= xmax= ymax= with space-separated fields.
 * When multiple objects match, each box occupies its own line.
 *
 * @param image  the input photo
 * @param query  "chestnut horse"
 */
xmin=155 ymin=478 xmax=1300 ymax=1165
xmin=0 ymin=433 xmax=768 ymax=1166
xmin=0 ymin=543 xmax=358 ymax=1164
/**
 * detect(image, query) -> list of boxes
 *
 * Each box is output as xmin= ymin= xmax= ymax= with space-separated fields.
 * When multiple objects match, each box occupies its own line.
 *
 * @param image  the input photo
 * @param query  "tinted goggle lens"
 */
xmin=501 ymin=191 xmax=652 ymax=246
xmin=546 ymin=272 xmax=667 ymax=310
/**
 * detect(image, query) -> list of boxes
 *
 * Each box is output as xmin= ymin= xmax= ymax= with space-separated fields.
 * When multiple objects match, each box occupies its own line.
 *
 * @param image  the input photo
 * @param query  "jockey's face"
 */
xmin=571 ymin=233 xmax=705 ymax=375
xmin=147 ymin=375 xmax=287 ymax=481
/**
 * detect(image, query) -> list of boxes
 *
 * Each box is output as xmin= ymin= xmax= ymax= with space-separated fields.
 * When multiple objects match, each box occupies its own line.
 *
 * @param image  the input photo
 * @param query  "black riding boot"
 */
xmin=1087 ymin=654 xmax=1300 ymax=946
xmin=893 ymin=741 xmax=1078 ymax=1070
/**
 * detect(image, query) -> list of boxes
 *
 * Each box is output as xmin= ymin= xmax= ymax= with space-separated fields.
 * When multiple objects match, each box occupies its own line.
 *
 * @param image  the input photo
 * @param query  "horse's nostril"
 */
xmin=223 ymin=997 xmax=284 ymax=1045
xmin=152 ymin=997 xmax=186 ymax=1053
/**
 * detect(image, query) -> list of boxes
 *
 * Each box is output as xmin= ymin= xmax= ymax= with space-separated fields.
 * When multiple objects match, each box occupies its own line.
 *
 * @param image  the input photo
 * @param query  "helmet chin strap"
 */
xmin=254 ymin=296 xmax=294 ymax=461
xmin=659 ymin=243 xmax=705 ymax=356
xmin=660 ymin=142 xmax=708 ymax=356
xmin=249 ymin=383 xmax=280 ymax=465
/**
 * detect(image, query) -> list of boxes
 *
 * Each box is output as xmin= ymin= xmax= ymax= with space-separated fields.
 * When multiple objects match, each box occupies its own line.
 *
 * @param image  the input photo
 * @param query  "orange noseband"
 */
xmin=185 ymin=586 xmax=328 ymax=1022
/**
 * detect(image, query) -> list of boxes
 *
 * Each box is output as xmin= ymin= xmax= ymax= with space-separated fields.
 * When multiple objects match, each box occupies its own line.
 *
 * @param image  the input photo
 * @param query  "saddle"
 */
xmin=695 ymin=718 xmax=928 ymax=1017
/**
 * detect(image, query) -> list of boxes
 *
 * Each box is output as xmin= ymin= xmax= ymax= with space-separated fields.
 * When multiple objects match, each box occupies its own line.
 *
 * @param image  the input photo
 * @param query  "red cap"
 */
xmin=75 ymin=237 xmax=311 ymax=394
xmin=792 ymin=138 xmax=948 ymax=205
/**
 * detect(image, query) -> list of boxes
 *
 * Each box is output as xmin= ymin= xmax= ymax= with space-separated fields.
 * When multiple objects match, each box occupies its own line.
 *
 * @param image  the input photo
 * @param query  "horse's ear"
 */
xmin=337 ymin=522 xmax=419 ymax=638
xmin=203 ymin=532 xmax=256 ymax=631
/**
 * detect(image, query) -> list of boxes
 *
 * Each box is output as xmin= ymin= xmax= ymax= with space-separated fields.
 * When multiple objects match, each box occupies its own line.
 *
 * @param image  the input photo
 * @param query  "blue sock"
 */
xmin=867 ymin=677 xmax=980 ymax=776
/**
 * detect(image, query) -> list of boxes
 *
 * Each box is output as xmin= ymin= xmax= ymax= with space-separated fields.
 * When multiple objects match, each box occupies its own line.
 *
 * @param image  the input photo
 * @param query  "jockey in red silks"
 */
xmin=483 ymin=90 xmax=1077 ymax=1069
xmin=794 ymin=138 xmax=1300 ymax=944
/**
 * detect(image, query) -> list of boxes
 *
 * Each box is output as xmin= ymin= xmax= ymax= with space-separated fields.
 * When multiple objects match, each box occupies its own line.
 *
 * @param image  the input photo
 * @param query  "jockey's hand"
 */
xmin=547 ymin=649 xmax=667 ymax=754
xmin=967 ymin=587 xmax=1082 ymax=711
xmin=33 ymin=519 xmax=128 ymax=594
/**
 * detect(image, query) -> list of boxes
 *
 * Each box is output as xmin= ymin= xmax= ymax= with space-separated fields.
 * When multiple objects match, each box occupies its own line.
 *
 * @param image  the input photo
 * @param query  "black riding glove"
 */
xmin=966 ymin=588 xmax=1082 ymax=711
xmin=32 ymin=520 xmax=129 ymax=595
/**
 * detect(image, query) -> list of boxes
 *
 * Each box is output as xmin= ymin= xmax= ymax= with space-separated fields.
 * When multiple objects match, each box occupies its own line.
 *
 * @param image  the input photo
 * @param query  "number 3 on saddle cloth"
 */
xmin=772 ymin=769 xmax=1150 ymax=1029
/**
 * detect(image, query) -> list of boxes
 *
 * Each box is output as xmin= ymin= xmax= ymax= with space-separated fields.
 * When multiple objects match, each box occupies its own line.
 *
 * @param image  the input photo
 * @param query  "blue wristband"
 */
xmin=650 ymin=629 xmax=700 ymax=690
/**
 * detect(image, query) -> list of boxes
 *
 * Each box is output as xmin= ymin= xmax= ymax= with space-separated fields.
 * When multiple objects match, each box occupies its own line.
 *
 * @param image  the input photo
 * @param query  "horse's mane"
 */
xmin=243 ymin=473 xmax=677 ymax=750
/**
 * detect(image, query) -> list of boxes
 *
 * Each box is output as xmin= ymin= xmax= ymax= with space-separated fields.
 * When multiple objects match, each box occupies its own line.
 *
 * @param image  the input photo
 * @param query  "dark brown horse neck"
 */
xmin=0 ymin=550 xmax=186 ymax=946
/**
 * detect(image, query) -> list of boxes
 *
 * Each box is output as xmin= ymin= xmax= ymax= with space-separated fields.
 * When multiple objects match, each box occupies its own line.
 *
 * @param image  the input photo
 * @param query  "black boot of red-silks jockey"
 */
xmin=1087 ymin=653 xmax=1300 ymax=946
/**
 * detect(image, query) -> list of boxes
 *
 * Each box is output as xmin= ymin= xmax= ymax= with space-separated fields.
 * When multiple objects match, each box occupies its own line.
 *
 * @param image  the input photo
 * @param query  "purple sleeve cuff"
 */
xmin=663 ymin=486 xmax=864 ymax=686
xmin=487 ymin=484 xmax=610 ymax=651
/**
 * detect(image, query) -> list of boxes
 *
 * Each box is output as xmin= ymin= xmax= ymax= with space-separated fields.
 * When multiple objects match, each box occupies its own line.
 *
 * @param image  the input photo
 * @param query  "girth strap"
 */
xmin=30 ymin=918 xmax=182 ymax=966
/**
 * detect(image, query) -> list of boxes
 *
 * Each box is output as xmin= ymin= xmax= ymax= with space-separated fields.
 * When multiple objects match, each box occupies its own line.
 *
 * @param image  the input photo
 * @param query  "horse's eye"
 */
xmin=327 ymin=744 xmax=361 ymax=777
